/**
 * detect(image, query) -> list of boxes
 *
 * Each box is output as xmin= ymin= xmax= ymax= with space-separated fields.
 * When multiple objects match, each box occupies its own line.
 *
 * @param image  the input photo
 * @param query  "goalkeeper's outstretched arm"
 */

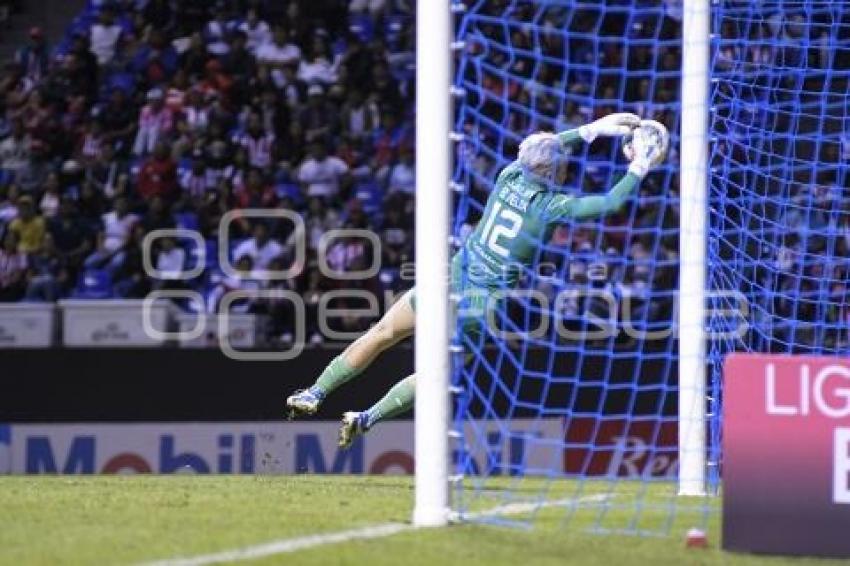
xmin=547 ymin=120 xmax=664 ymax=220
xmin=555 ymin=172 xmax=643 ymax=220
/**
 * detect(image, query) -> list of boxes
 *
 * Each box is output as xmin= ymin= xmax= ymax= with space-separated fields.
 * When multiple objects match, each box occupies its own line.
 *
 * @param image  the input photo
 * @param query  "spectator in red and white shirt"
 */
xmin=132 ymin=88 xmax=174 ymax=156
xmin=183 ymin=88 xmax=209 ymax=132
xmin=180 ymin=153 xmax=214 ymax=201
xmin=78 ymin=119 xmax=105 ymax=165
xmin=324 ymin=222 xmax=371 ymax=276
xmin=234 ymin=113 xmax=275 ymax=170
xmin=165 ymin=70 xmax=190 ymax=113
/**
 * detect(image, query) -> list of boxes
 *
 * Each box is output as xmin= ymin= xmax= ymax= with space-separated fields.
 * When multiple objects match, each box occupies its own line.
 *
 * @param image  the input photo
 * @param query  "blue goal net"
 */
xmin=450 ymin=0 xmax=698 ymax=534
xmin=708 ymin=4 xmax=850 ymax=363
xmin=449 ymin=0 xmax=848 ymax=535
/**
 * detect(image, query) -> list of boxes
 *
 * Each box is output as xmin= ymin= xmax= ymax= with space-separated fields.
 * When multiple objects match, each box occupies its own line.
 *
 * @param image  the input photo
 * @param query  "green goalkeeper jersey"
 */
xmin=459 ymin=128 xmax=642 ymax=290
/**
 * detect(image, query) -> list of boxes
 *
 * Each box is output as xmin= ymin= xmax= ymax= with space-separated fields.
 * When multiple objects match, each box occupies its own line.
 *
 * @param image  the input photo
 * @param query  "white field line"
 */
xmin=450 ymin=492 xmax=611 ymax=522
xmin=139 ymin=493 xmax=611 ymax=566
xmin=139 ymin=523 xmax=410 ymax=566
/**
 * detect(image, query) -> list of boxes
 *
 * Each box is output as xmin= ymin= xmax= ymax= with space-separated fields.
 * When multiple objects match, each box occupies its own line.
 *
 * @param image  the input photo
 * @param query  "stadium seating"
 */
xmin=73 ymin=269 xmax=112 ymax=299
xmin=0 ymin=0 xmax=416 ymax=341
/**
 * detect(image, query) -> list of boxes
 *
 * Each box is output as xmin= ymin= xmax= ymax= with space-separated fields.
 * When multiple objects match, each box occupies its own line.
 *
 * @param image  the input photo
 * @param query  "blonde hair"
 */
xmin=518 ymin=132 xmax=562 ymax=179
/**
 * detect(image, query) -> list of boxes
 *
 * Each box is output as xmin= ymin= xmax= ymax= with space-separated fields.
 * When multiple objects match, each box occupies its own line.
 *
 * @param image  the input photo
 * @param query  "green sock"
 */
xmin=314 ymin=355 xmax=363 ymax=396
xmin=365 ymin=374 xmax=416 ymax=428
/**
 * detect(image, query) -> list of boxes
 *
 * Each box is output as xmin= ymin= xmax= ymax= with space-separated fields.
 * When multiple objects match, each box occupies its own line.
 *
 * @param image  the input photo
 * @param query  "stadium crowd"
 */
xmin=1 ymin=0 xmax=843 ymax=349
xmin=0 ymin=0 xmax=416 ymax=342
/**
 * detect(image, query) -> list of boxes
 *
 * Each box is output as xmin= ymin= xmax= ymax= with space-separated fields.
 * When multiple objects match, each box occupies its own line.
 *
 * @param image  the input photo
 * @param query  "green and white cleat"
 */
xmin=285 ymin=387 xmax=325 ymax=419
xmin=338 ymin=411 xmax=370 ymax=448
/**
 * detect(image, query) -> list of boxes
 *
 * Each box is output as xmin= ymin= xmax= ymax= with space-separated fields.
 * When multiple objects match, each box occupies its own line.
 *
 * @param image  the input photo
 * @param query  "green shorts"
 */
xmin=406 ymin=254 xmax=491 ymax=338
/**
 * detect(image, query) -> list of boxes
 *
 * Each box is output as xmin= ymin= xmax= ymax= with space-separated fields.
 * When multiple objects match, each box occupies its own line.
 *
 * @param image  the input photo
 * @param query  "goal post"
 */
xmin=425 ymin=0 xmax=717 ymax=532
xmin=679 ymin=0 xmax=710 ymax=497
xmin=412 ymin=0 xmax=452 ymax=527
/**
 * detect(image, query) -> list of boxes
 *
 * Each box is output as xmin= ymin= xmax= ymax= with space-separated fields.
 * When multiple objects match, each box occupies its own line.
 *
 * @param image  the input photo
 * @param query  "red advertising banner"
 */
xmin=563 ymin=417 xmax=678 ymax=478
xmin=724 ymin=353 xmax=850 ymax=558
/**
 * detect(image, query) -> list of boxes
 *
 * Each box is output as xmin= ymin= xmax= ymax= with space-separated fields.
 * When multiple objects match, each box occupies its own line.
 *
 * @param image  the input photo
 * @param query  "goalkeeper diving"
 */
xmin=286 ymin=113 xmax=669 ymax=447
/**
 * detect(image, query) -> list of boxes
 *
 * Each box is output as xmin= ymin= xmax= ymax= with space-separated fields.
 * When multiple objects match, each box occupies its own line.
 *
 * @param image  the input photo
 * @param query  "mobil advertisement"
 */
xmin=0 ymin=417 xmax=677 ymax=478
xmin=724 ymin=353 xmax=850 ymax=558
xmin=0 ymin=420 xmax=564 ymax=476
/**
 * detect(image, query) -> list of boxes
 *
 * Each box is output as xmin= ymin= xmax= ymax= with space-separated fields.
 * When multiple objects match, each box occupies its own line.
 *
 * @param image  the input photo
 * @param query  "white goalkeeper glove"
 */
xmin=627 ymin=119 xmax=669 ymax=178
xmin=578 ymin=112 xmax=641 ymax=143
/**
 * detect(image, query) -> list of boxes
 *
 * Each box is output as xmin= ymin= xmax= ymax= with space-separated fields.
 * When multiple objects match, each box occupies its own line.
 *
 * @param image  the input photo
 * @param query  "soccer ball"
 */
xmin=622 ymin=119 xmax=669 ymax=166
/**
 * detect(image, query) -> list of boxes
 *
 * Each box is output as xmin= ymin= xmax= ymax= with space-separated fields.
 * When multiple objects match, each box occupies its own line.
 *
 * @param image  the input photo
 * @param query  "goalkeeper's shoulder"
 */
xmin=495 ymin=159 xmax=522 ymax=182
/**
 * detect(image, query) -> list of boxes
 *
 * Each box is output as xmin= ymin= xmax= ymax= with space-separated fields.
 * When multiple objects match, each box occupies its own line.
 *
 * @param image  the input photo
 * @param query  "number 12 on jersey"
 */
xmin=479 ymin=201 xmax=523 ymax=258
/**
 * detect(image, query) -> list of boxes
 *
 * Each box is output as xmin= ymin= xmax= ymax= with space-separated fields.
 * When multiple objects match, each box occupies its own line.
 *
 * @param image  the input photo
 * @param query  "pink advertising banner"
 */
xmin=723 ymin=353 xmax=850 ymax=557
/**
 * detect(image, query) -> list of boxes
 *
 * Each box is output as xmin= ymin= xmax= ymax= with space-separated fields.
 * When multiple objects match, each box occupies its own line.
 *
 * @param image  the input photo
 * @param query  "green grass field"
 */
xmin=0 ymin=475 xmax=841 ymax=566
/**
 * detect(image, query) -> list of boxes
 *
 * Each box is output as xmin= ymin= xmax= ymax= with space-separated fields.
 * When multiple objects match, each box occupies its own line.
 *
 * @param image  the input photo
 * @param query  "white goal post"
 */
xmin=679 ymin=0 xmax=710 ymax=497
xmin=413 ymin=0 xmax=451 ymax=527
